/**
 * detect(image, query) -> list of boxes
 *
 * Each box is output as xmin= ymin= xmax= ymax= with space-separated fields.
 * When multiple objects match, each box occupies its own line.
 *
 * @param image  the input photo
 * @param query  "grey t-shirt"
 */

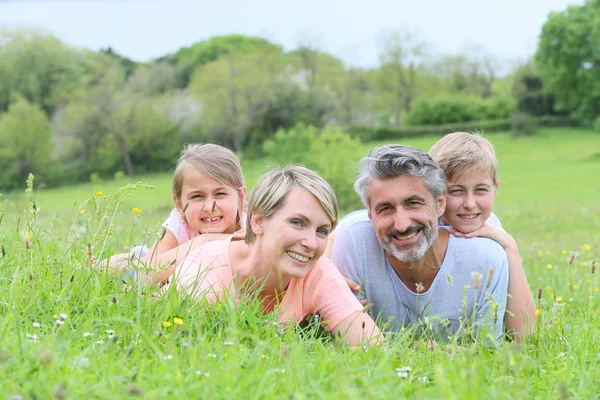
xmin=330 ymin=210 xmax=509 ymax=341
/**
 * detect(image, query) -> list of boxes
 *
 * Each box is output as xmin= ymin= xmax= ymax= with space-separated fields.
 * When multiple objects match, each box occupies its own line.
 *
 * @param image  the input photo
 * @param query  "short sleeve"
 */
xmin=162 ymin=208 xmax=198 ymax=244
xmin=330 ymin=225 xmax=363 ymax=292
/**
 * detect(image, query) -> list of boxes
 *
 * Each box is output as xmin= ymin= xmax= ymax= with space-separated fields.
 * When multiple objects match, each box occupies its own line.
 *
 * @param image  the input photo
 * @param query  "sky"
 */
xmin=0 ymin=0 xmax=584 ymax=68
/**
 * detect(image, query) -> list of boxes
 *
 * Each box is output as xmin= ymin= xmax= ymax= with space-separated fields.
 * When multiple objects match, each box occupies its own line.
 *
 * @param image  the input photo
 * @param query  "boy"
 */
xmin=428 ymin=131 xmax=535 ymax=340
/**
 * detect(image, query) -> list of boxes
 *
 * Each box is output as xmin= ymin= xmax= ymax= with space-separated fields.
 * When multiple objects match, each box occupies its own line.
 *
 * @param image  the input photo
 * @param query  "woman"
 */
xmin=168 ymin=165 xmax=382 ymax=346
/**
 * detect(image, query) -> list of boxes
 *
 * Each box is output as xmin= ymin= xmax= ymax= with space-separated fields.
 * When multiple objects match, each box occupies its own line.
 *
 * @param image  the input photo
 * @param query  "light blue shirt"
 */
xmin=331 ymin=210 xmax=509 ymax=341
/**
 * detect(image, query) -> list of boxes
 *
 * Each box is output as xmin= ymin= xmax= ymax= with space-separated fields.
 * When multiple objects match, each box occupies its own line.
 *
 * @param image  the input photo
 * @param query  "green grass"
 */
xmin=1 ymin=128 xmax=599 ymax=398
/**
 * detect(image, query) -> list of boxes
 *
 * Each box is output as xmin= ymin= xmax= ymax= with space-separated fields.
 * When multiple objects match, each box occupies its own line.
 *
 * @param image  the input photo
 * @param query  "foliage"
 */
xmin=0 ymin=28 xmax=85 ymax=114
xmin=262 ymin=124 xmax=363 ymax=212
xmin=347 ymin=115 xmax=577 ymax=142
xmin=0 ymin=97 xmax=54 ymax=190
xmin=535 ymin=0 xmax=600 ymax=122
xmin=405 ymin=96 xmax=516 ymax=126
xmin=511 ymin=62 xmax=558 ymax=116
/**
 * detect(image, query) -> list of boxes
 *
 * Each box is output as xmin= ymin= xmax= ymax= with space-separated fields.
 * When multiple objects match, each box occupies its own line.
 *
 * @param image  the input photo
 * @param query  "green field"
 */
xmin=1 ymin=128 xmax=599 ymax=398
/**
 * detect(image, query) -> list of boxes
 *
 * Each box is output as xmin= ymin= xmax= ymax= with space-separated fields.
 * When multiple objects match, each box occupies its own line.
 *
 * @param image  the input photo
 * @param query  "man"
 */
xmin=330 ymin=144 xmax=509 ymax=340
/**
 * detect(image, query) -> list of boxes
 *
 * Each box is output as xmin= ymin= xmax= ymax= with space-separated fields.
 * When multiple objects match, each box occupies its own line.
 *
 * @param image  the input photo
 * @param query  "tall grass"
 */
xmin=0 ymin=128 xmax=599 ymax=398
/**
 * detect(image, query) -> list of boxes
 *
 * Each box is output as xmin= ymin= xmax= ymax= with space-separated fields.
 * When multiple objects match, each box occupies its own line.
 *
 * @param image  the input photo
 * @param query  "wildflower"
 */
xmin=25 ymin=232 xmax=32 ymax=238
xmin=162 ymin=321 xmax=172 ymax=328
xmin=573 ymin=284 xmax=581 ymax=290
xmin=418 ymin=376 xmax=429 ymax=384
xmin=32 ymin=322 xmax=41 ymax=329
xmin=83 ymin=332 xmax=93 ymax=338
xmin=96 ymin=191 xmax=103 ymax=196
xmin=546 ymin=264 xmax=553 ymax=269
xmin=204 ymin=373 xmax=210 ymax=378
xmin=555 ymin=296 xmax=563 ymax=302
xmin=396 ymin=366 xmax=412 ymax=378
xmin=415 ymin=282 xmax=425 ymax=293
xmin=79 ymin=209 xmax=86 ymax=215
xmin=164 ymin=354 xmax=173 ymax=360
xmin=133 ymin=208 xmax=141 ymax=213
xmin=207 ymin=354 xmax=217 ymax=358
xmin=535 ymin=309 xmax=541 ymax=316
xmin=401 ymin=327 xmax=406 ymax=332
xmin=561 ymin=250 xmax=567 ymax=254
xmin=173 ymin=317 xmax=183 ymax=325
xmin=106 ymin=330 xmax=115 ymax=334
xmin=94 ymin=340 xmax=104 ymax=345
xmin=52 ymin=314 xmax=58 ymax=320
xmin=537 ymin=250 xmax=543 ymax=257
xmin=56 ymin=320 xmax=64 ymax=326
xmin=223 ymin=341 xmax=234 ymax=346
xmin=260 ymin=354 xmax=267 ymax=360
xmin=582 ymin=243 xmax=592 ymax=251
xmin=59 ymin=313 xmax=68 ymax=320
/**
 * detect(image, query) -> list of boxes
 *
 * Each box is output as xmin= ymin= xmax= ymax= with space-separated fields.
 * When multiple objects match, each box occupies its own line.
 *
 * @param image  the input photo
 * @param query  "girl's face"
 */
xmin=175 ymin=167 xmax=245 ymax=234
xmin=251 ymin=186 xmax=333 ymax=280
xmin=442 ymin=169 xmax=498 ymax=234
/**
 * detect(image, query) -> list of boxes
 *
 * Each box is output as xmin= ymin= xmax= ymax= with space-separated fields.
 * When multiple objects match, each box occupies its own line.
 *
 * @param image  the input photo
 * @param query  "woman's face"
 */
xmin=253 ymin=186 xmax=333 ymax=280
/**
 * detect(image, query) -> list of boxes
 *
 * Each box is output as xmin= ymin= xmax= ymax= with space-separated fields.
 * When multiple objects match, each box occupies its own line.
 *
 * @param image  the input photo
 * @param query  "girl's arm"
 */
xmin=451 ymin=224 xmax=536 ymax=341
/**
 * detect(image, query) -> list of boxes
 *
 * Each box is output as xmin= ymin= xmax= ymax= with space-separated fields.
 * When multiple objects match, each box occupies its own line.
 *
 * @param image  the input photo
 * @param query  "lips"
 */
xmin=457 ymin=213 xmax=480 ymax=221
xmin=200 ymin=216 xmax=223 ymax=223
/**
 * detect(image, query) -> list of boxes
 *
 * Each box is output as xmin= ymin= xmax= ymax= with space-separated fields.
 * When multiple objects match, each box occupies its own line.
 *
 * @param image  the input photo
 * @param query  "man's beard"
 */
xmin=379 ymin=223 xmax=438 ymax=262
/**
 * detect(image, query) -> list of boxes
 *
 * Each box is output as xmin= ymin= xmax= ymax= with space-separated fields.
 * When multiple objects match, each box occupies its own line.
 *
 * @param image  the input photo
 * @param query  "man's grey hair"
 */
xmin=354 ymin=144 xmax=447 ymax=208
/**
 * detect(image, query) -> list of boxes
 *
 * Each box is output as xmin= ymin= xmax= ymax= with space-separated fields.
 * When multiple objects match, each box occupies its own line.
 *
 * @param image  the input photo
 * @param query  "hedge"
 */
xmin=347 ymin=115 xmax=579 ymax=142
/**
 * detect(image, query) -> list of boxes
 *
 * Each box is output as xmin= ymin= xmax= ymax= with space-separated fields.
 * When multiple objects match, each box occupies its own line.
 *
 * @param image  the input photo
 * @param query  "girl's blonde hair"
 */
xmin=172 ymin=143 xmax=245 ymax=229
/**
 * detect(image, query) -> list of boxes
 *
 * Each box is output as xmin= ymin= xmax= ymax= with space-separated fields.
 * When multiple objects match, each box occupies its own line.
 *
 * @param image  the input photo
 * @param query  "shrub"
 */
xmin=262 ymin=124 xmax=363 ymax=212
xmin=509 ymin=112 xmax=539 ymax=137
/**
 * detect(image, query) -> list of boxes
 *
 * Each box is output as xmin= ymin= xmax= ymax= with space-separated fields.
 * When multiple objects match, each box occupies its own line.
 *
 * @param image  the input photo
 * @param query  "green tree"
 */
xmin=0 ymin=97 xmax=54 ymax=189
xmin=535 ymin=0 xmax=600 ymax=122
xmin=0 ymin=28 xmax=85 ymax=114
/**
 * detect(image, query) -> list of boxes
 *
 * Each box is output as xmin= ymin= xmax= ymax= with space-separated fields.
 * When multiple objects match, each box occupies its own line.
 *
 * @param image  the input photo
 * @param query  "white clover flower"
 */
xmin=106 ymin=329 xmax=115 ymax=334
xmin=83 ymin=332 xmax=93 ymax=338
xmin=59 ymin=313 xmax=68 ymax=320
xmin=223 ymin=341 xmax=234 ymax=346
xmin=164 ymin=354 xmax=173 ymax=360
xmin=94 ymin=340 xmax=104 ymax=345
xmin=56 ymin=320 xmax=64 ymax=326
xmin=32 ymin=322 xmax=41 ymax=329
xmin=204 ymin=373 xmax=210 ymax=378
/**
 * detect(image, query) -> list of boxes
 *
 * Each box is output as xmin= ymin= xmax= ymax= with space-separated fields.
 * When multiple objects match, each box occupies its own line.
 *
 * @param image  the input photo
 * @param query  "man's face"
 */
xmin=368 ymin=174 xmax=446 ymax=262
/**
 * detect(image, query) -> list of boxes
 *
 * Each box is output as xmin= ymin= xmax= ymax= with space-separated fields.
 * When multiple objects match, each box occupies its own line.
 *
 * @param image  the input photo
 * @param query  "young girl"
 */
xmin=105 ymin=143 xmax=246 ymax=285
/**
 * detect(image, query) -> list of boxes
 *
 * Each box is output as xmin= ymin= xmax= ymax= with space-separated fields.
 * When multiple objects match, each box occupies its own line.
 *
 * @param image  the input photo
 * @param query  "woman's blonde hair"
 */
xmin=245 ymin=165 xmax=338 ymax=244
xmin=172 ymin=143 xmax=245 ymax=229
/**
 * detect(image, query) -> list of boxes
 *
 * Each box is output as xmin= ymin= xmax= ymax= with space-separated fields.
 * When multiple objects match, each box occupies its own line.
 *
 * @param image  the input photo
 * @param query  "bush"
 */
xmin=510 ymin=112 xmax=539 ymax=137
xmin=347 ymin=115 xmax=578 ymax=142
xmin=405 ymin=96 xmax=517 ymax=126
xmin=262 ymin=124 xmax=363 ymax=213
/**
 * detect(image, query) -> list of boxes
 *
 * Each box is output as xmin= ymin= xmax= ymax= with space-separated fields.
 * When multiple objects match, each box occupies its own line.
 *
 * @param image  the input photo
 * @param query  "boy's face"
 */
xmin=442 ymin=169 xmax=498 ymax=234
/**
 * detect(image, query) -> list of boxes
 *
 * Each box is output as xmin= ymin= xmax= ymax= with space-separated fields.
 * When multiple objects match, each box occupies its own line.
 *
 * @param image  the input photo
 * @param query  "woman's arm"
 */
xmin=332 ymin=309 xmax=383 ymax=347
xmin=452 ymin=224 xmax=536 ymax=341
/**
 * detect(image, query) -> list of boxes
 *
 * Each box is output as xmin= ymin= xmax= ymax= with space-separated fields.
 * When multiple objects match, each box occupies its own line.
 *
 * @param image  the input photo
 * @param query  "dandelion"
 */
xmin=546 ymin=264 xmax=553 ymax=269
xmin=96 ymin=191 xmax=103 ymax=196
xmin=535 ymin=309 xmax=541 ymax=316
xmin=32 ymin=322 xmax=41 ymax=329
xmin=173 ymin=317 xmax=183 ymax=325
xmin=555 ymin=296 xmax=563 ymax=302
xmin=162 ymin=321 xmax=172 ymax=328
xmin=561 ymin=250 xmax=567 ymax=254
xmin=582 ymin=243 xmax=592 ymax=251
xmin=133 ymin=208 xmax=141 ymax=213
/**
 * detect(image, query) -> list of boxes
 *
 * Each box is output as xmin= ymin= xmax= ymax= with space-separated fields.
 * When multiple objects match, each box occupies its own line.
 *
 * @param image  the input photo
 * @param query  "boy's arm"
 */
xmin=453 ymin=224 xmax=537 ymax=340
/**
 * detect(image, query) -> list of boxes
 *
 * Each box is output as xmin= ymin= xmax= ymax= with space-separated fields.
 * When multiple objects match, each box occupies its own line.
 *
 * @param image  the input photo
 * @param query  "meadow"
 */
xmin=0 ymin=128 xmax=599 ymax=398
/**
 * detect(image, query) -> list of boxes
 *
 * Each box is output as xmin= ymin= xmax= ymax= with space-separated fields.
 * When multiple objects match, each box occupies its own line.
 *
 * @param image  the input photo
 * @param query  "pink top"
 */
xmin=169 ymin=236 xmax=364 ymax=330
xmin=162 ymin=208 xmax=248 ymax=245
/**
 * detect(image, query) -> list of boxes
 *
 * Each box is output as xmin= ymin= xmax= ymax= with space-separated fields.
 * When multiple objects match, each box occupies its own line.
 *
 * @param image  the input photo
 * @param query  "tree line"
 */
xmin=0 ymin=0 xmax=597 ymax=190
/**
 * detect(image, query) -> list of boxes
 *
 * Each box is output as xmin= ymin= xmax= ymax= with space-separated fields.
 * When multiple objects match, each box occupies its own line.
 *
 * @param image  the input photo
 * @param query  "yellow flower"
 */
xmin=173 ymin=317 xmax=183 ymax=325
xmin=260 ymin=354 xmax=266 ymax=359
xmin=52 ymin=314 xmax=58 ymax=320
xmin=555 ymin=296 xmax=563 ymax=302
xmin=96 ymin=191 xmax=103 ymax=196
xmin=25 ymin=231 xmax=32 ymax=238
xmin=80 ymin=209 xmax=86 ymax=215
xmin=537 ymin=250 xmax=543 ymax=257
xmin=546 ymin=264 xmax=553 ymax=269
xmin=133 ymin=207 xmax=141 ymax=213
xmin=535 ymin=309 xmax=541 ymax=316
xmin=589 ymin=296 xmax=595 ymax=300
xmin=573 ymin=284 xmax=581 ymax=290
xmin=162 ymin=321 xmax=172 ymax=328
xmin=582 ymin=243 xmax=592 ymax=251
xmin=595 ymin=288 xmax=599 ymax=293
xmin=580 ymin=261 xmax=586 ymax=267
xmin=561 ymin=250 xmax=567 ymax=254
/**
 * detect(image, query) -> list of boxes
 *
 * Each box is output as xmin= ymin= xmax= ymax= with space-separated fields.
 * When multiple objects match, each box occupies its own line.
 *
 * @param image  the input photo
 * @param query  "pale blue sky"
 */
xmin=0 ymin=0 xmax=583 ymax=67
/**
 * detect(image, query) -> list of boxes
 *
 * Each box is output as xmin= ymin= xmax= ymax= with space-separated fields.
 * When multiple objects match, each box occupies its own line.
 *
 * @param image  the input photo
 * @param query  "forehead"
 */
xmin=369 ymin=175 xmax=432 ymax=205
xmin=276 ymin=186 xmax=331 ymax=225
xmin=181 ymin=167 xmax=224 ymax=189
xmin=448 ymin=168 xmax=494 ymax=185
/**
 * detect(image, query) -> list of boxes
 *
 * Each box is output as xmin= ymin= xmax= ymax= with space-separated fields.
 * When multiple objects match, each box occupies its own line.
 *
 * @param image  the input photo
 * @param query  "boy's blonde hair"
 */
xmin=245 ymin=165 xmax=338 ymax=244
xmin=428 ymin=132 xmax=499 ymax=184
xmin=172 ymin=143 xmax=245 ymax=227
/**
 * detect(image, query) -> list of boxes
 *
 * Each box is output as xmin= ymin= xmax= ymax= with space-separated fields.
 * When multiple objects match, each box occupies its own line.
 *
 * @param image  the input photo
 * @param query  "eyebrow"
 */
xmin=292 ymin=213 xmax=332 ymax=230
xmin=402 ymin=195 xmax=426 ymax=204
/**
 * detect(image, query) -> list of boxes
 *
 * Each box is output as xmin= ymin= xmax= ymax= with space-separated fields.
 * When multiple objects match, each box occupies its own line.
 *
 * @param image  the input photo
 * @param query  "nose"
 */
xmin=393 ymin=210 xmax=412 ymax=233
xmin=300 ymin=231 xmax=318 ymax=252
xmin=463 ymin=193 xmax=476 ymax=209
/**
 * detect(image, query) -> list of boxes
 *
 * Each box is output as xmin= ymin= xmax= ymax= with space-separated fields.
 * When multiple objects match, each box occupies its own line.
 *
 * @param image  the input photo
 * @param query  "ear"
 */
xmin=437 ymin=192 xmax=447 ymax=216
xmin=250 ymin=212 xmax=264 ymax=237
xmin=494 ymin=180 xmax=500 ymax=192
xmin=174 ymin=195 xmax=183 ymax=212
xmin=367 ymin=207 xmax=373 ymax=221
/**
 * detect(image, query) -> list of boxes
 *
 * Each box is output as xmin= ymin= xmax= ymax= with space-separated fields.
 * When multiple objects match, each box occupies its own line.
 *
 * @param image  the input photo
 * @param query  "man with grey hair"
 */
xmin=330 ymin=144 xmax=509 ymax=340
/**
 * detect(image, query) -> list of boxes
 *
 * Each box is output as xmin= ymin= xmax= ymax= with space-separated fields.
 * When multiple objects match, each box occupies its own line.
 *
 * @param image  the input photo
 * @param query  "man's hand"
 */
xmin=343 ymin=276 xmax=369 ymax=307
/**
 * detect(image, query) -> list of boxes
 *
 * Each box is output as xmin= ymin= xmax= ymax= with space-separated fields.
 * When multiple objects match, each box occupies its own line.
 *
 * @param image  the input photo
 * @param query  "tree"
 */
xmin=0 ymin=97 xmax=54 ymax=189
xmin=535 ymin=0 xmax=600 ymax=122
xmin=376 ymin=31 xmax=427 ymax=128
xmin=188 ymin=46 xmax=284 ymax=152
xmin=511 ymin=62 xmax=557 ymax=116
xmin=0 ymin=28 xmax=85 ymax=115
